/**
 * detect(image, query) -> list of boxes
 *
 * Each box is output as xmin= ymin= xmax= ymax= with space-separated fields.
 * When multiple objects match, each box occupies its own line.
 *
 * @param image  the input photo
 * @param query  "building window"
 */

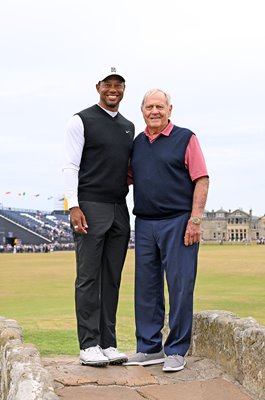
xmin=216 ymin=213 xmax=224 ymax=218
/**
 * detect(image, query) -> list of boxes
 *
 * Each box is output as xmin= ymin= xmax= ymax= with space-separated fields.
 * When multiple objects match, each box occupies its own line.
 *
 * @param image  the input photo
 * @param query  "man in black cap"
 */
xmin=63 ymin=67 xmax=135 ymax=366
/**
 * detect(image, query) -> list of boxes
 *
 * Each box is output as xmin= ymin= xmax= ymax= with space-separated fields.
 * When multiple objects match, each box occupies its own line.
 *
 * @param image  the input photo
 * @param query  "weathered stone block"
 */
xmin=241 ymin=326 xmax=265 ymax=397
xmin=0 ymin=328 xmax=22 ymax=348
xmin=0 ymin=316 xmax=58 ymax=400
xmin=0 ymin=318 xmax=23 ymax=350
xmin=2 ymin=342 xmax=58 ymax=400
xmin=191 ymin=310 xmax=265 ymax=400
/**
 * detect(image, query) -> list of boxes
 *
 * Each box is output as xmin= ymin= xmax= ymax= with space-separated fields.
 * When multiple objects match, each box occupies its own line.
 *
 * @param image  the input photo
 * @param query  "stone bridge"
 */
xmin=0 ymin=311 xmax=264 ymax=400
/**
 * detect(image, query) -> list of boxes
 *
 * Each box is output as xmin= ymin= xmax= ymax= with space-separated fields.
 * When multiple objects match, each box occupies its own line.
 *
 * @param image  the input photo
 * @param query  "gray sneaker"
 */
xmin=162 ymin=354 xmax=186 ymax=372
xmin=123 ymin=350 xmax=165 ymax=366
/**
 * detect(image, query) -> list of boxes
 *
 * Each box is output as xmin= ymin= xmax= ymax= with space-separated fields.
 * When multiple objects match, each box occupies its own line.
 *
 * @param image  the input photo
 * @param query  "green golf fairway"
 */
xmin=0 ymin=245 xmax=264 ymax=355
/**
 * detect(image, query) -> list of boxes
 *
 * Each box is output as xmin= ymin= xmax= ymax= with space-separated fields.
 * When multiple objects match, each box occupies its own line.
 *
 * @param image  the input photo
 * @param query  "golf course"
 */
xmin=0 ymin=244 xmax=264 ymax=356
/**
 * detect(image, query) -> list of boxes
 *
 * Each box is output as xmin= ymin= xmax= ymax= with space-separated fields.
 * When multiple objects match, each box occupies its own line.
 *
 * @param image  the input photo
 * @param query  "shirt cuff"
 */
xmin=67 ymin=194 xmax=79 ymax=210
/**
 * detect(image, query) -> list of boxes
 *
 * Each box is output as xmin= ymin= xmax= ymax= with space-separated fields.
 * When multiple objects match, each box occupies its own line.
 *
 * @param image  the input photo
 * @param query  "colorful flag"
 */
xmin=34 ymin=194 xmax=40 ymax=197
xmin=18 ymin=192 xmax=26 ymax=196
xmin=5 ymin=191 xmax=11 ymax=195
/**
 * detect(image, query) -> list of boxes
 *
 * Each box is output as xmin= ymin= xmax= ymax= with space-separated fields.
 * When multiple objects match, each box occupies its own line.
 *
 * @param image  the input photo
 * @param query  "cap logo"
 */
xmin=111 ymin=67 xmax=117 ymax=73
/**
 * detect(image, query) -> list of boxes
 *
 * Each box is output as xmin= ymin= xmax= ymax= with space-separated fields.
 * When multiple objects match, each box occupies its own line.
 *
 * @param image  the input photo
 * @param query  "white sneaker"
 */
xmin=80 ymin=345 xmax=109 ymax=366
xmin=102 ymin=347 xmax=128 ymax=365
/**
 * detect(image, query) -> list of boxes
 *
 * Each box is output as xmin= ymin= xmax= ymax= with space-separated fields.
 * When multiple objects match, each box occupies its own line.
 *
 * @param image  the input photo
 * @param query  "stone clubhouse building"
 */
xmin=201 ymin=208 xmax=265 ymax=243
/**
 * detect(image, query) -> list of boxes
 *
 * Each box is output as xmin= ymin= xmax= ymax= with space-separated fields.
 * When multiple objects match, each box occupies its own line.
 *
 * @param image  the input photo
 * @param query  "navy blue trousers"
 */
xmin=134 ymin=212 xmax=198 ymax=356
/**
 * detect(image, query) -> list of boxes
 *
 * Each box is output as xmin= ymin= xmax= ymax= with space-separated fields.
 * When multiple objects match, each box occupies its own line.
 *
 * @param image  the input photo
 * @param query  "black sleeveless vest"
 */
xmin=77 ymin=105 xmax=134 ymax=203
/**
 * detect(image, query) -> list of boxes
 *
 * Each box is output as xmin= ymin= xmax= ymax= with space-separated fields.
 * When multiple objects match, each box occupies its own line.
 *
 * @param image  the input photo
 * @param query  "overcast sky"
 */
xmin=0 ymin=0 xmax=264 ymax=220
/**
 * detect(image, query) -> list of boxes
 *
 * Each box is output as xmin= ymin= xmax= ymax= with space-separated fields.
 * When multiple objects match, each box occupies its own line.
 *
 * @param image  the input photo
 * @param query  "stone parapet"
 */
xmin=191 ymin=310 xmax=265 ymax=400
xmin=1 ymin=312 xmax=264 ymax=399
xmin=0 ymin=316 xmax=58 ymax=400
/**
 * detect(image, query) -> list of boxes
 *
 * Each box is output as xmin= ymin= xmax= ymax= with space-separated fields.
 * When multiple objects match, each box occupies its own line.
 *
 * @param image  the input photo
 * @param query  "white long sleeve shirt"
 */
xmin=62 ymin=115 xmax=84 ymax=209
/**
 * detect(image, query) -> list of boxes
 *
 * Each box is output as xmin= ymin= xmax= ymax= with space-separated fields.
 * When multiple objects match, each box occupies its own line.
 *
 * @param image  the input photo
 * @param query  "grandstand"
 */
xmin=0 ymin=207 xmax=73 ymax=252
xmin=0 ymin=205 xmax=136 ymax=253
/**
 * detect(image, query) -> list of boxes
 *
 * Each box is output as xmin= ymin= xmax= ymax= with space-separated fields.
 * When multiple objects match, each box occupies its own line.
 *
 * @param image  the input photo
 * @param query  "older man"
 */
xmin=124 ymin=89 xmax=209 ymax=372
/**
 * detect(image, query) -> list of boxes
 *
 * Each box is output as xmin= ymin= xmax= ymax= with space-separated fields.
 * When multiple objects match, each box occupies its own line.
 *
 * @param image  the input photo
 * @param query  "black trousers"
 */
xmin=73 ymin=201 xmax=130 ymax=350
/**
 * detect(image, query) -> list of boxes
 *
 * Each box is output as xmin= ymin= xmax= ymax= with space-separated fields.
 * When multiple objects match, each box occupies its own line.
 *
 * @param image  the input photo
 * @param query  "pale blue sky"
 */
xmin=0 ymin=0 xmax=264 ymax=218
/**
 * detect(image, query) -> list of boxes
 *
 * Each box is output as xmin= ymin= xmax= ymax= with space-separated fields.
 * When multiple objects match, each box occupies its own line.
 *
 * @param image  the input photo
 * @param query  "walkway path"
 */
xmin=42 ymin=354 xmax=254 ymax=400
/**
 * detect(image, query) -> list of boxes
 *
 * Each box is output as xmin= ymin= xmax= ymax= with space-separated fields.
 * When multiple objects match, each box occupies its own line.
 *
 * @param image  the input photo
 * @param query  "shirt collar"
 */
xmin=144 ymin=120 xmax=174 ymax=143
xmin=97 ymin=104 xmax=118 ymax=117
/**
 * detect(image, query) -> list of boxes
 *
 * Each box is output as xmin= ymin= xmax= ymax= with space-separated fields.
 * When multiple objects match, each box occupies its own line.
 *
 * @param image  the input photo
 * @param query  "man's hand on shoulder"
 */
xmin=70 ymin=207 xmax=88 ymax=234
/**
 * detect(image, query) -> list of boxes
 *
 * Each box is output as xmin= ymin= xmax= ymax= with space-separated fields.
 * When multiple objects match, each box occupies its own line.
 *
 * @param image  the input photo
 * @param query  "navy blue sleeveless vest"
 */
xmin=131 ymin=125 xmax=194 ymax=219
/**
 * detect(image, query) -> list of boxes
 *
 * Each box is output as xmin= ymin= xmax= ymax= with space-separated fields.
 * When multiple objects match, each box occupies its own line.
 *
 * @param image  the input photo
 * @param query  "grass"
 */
xmin=0 ymin=245 xmax=264 ymax=356
xmin=196 ymin=245 xmax=265 ymax=323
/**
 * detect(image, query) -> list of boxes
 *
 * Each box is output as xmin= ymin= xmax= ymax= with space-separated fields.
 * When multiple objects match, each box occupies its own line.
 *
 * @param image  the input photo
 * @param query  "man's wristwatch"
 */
xmin=189 ymin=217 xmax=202 ymax=225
